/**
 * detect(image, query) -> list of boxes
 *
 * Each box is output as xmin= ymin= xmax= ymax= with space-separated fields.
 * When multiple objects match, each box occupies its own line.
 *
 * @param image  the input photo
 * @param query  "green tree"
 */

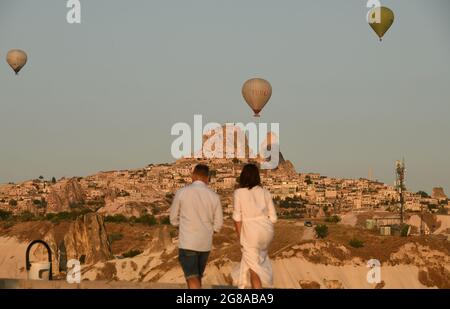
xmin=0 ymin=210 xmax=13 ymax=221
xmin=305 ymin=176 xmax=312 ymax=185
xmin=416 ymin=191 xmax=430 ymax=198
xmin=136 ymin=214 xmax=157 ymax=226
xmin=18 ymin=211 xmax=35 ymax=222
xmin=400 ymin=224 xmax=410 ymax=237
xmin=160 ymin=216 xmax=170 ymax=225
xmin=348 ymin=238 xmax=364 ymax=248
xmin=315 ymin=224 xmax=329 ymax=239
xmin=325 ymin=215 xmax=341 ymax=223
xmin=122 ymin=249 xmax=142 ymax=258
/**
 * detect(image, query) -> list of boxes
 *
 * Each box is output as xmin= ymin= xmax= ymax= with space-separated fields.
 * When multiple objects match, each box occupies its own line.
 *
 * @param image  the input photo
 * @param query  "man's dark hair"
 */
xmin=193 ymin=164 xmax=210 ymax=178
xmin=239 ymin=164 xmax=261 ymax=189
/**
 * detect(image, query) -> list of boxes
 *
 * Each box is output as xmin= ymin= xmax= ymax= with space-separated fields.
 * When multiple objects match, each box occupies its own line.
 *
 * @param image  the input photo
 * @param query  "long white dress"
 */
xmin=232 ymin=186 xmax=278 ymax=289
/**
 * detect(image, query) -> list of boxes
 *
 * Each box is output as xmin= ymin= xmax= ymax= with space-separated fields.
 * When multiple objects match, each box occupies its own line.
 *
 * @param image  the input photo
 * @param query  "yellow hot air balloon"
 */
xmin=6 ymin=49 xmax=28 ymax=75
xmin=242 ymin=78 xmax=272 ymax=117
xmin=368 ymin=6 xmax=394 ymax=41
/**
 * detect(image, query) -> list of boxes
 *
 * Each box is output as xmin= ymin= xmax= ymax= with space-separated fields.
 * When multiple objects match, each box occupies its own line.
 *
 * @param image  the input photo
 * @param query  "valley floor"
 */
xmin=1 ymin=215 xmax=450 ymax=289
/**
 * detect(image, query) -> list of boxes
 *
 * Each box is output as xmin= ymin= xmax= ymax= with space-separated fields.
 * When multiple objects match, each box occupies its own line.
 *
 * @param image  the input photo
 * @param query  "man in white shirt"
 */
xmin=170 ymin=164 xmax=223 ymax=289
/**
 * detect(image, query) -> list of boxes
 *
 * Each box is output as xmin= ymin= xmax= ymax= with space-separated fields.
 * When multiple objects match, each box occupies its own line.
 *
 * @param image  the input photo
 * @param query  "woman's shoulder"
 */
xmin=234 ymin=188 xmax=247 ymax=195
xmin=235 ymin=186 xmax=270 ymax=195
xmin=259 ymin=187 xmax=272 ymax=197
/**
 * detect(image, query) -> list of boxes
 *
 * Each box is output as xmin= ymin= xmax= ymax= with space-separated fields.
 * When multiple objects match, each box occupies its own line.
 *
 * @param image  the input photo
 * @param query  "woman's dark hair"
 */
xmin=239 ymin=164 xmax=261 ymax=189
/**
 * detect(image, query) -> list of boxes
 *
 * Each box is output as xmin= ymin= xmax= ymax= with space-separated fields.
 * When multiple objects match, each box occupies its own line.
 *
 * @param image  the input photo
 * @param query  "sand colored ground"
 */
xmin=0 ymin=237 xmax=28 ymax=279
xmin=271 ymin=257 xmax=428 ymax=289
xmin=1 ymin=218 xmax=450 ymax=288
xmin=339 ymin=213 xmax=357 ymax=226
xmin=435 ymin=215 xmax=450 ymax=234
xmin=0 ymin=236 xmax=54 ymax=280
xmin=77 ymin=221 xmax=450 ymax=288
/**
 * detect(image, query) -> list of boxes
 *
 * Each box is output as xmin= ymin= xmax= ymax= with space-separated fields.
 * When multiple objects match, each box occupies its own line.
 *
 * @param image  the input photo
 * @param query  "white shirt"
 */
xmin=232 ymin=186 xmax=277 ymax=223
xmin=170 ymin=181 xmax=223 ymax=252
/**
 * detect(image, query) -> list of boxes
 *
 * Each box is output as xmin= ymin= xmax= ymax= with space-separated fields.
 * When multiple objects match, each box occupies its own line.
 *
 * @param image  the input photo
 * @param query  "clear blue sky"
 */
xmin=1 ymin=0 xmax=449 ymax=194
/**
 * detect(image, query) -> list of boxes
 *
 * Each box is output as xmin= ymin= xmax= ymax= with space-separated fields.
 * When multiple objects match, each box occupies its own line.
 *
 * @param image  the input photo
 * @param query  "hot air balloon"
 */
xmin=367 ymin=6 xmax=395 ymax=41
xmin=242 ymin=78 xmax=272 ymax=117
xmin=6 ymin=49 xmax=28 ymax=75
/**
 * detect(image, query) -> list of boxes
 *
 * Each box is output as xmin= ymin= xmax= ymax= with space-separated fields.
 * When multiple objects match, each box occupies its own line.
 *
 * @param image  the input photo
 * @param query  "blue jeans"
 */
xmin=178 ymin=249 xmax=210 ymax=279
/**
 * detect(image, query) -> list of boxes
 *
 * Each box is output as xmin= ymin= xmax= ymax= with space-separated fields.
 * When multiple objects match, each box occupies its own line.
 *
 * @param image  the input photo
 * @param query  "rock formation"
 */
xmin=432 ymin=187 xmax=447 ymax=200
xmin=198 ymin=125 xmax=252 ymax=159
xmin=29 ymin=213 xmax=112 ymax=276
xmin=98 ymin=200 xmax=153 ymax=217
xmin=63 ymin=213 xmax=112 ymax=265
xmin=277 ymin=159 xmax=297 ymax=177
xmin=46 ymin=178 xmax=86 ymax=213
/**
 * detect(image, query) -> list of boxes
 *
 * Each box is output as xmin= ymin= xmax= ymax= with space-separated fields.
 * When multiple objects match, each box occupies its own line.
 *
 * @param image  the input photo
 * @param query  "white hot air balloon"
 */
xmin=242 ymin=78 xmax=272 ymax=117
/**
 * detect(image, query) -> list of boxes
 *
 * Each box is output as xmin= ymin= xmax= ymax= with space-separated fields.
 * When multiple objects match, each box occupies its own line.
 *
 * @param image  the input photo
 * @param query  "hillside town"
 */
xmin=1 ymin=154 xmax=449 ymax=221
xmin=2 ymin=153 xmax=450 ymax=289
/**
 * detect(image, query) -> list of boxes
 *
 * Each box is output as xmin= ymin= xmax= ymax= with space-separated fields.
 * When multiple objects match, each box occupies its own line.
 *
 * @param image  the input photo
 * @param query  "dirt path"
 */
xmin=301 ymin=227 xmax=315 ymax=241
xmin=340 ymin=213 xmax=357 ymax=226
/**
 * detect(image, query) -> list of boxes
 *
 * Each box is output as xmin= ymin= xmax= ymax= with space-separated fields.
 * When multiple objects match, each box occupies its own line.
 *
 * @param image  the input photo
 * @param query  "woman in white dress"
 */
xmin=232 ymin=164 xmax=277 ymax=289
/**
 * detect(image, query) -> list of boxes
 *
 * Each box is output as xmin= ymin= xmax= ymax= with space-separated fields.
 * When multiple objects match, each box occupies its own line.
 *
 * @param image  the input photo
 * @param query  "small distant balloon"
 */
xmin=6 ymin=49 xmax=28 ymax=75
xmin=242 ymin=78 xmax=272 ymax=117
xmin=367 ymin=6 xmax=395 ymax=41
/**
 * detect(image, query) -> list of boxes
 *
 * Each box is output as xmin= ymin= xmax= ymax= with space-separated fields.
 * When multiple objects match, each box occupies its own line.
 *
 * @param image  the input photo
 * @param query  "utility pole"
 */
xmin=420 ymin=203 xmax=424 ymax=235
xmin=395 ymin=159 xmax=406 ymax=225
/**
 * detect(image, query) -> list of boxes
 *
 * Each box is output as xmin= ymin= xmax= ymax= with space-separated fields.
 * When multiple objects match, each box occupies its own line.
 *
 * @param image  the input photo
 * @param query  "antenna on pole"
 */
xmin=395 ymin=158 xmax=406 ymax=225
